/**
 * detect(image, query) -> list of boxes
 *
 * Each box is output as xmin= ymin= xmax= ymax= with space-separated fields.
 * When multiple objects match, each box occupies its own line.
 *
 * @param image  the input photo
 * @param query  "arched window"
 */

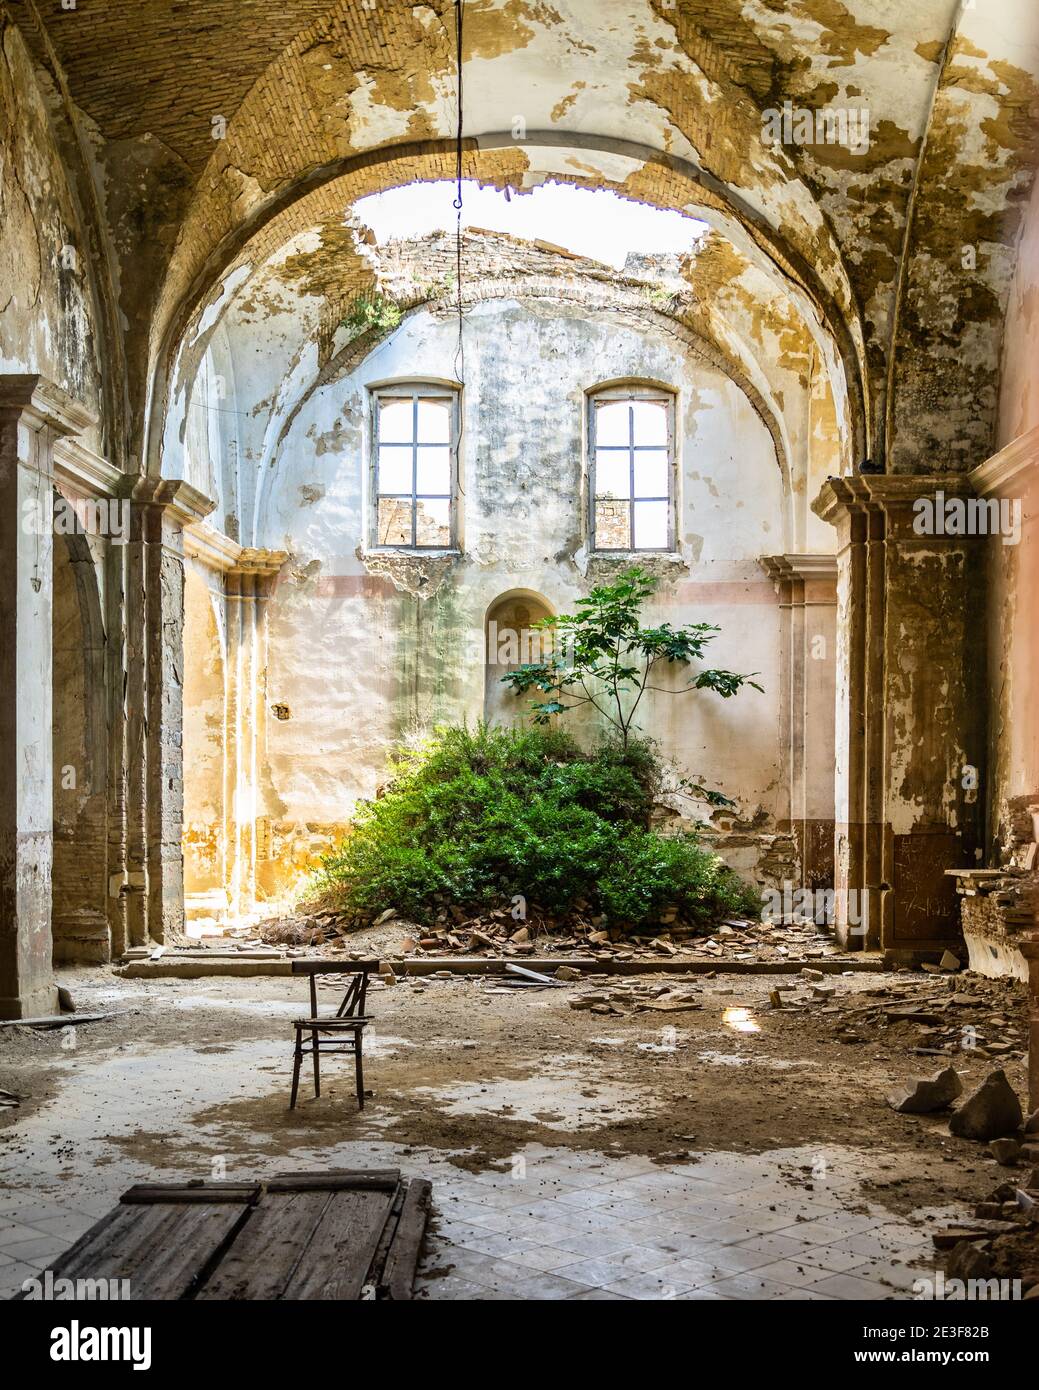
xmin=371 ymin=383 xmax=459 ymax=549
xmin=588 ymin=385 xmax=675 ymax=552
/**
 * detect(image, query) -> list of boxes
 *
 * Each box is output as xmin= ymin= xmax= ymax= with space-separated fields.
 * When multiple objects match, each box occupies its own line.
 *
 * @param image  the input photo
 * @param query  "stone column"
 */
xmin=126 ymin=479 xmax=215 ymax=946
xmin=761 ymin=555 xmax=838 ymax=890
xmin=814 ymin=476 xmax=984 ymax=956
xmin=0 ymin=376 xmax=95 ymax=1018
xmin=223 ymin=549 xmax=286 ymax=918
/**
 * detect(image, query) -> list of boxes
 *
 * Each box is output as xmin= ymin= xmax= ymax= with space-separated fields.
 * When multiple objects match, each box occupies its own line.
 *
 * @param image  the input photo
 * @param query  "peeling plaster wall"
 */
xmin=205 ymin=297 xmax=794 ymax=891
xmin=0 ymin=20 xmax=103 ymax=443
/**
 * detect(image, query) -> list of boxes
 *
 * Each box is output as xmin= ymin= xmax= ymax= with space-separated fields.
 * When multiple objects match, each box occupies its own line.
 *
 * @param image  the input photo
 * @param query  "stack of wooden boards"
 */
xmin=18 ymin=1170 xmax=431 ymax=1300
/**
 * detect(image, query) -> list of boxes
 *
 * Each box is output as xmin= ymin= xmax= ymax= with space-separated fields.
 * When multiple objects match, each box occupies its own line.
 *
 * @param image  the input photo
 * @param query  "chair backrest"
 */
xmin=335 ymin=970 xmax=369 ymax=1019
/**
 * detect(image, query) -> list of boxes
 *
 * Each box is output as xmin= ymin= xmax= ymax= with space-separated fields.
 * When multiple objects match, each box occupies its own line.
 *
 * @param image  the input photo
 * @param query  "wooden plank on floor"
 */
xmin=266 ymin=1170 xmax=399 ymax=1193
xmin=381 ymin=1179 xmax=432 ymax=1301
xmin=48 ymin=1202 xmax=251 ymax=1299
xmin=195 ymin=1191 xmax=332 ymax=1300
xmin=367 ymin=1182 xmax=406 ymax=1291
xmin=121 ymin=1183 xmax=259 ymax=1205
xmin=281 ymin=1187 xmax=398 ymax=1301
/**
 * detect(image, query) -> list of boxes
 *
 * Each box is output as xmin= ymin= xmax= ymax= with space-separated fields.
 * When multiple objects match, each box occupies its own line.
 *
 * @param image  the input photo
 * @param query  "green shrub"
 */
xmin=313 ymin=723 xmax=757 ymax=930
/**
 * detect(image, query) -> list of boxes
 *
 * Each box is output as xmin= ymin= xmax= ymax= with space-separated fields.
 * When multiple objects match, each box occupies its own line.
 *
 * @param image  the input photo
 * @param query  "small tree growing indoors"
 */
xmin=500 ymin=566 xmax=762 ymax=801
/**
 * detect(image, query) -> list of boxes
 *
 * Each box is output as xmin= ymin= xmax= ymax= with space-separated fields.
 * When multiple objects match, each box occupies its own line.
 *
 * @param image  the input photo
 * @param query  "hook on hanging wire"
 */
xmin=452 ymin=0 xmax=464 ymax=211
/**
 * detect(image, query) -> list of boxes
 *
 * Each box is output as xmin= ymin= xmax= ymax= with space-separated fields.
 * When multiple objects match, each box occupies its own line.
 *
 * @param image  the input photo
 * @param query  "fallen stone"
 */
xmin=949 ymin=1069 xmax=1024 ymax=1141
xmin=373 ymin=908 xmax=397 ymax=927
xmin=886 ymin=1066 xmax=963 ymax=1114
xmin=989 ymin=1138 xmax=1021 ymax=1166
xmin=946 ymin=1241 xmax=993 ymax=1282
xmin=939 ymin=950 xmax=961 ymax=972
xmin=554 ymin=966 xmax=581 ymax=981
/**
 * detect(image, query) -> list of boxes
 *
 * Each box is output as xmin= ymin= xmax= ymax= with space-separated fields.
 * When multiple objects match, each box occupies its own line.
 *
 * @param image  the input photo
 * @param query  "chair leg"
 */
xmin=355 ymin=1036 xmax=365 ymax=1110
xmin=312 ymin=1031 xmax=321 ymax=1099
xmin=289 ymin=1029 xmax=303 ymax=1110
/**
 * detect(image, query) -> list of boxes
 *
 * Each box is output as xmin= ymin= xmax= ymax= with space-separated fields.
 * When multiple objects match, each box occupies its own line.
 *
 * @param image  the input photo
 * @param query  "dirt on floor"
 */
xmin=0 ymin=965 xmax=1029 ymax=1231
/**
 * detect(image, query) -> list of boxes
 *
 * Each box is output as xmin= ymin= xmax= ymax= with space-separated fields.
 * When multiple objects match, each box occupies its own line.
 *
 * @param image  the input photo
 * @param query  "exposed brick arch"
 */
xmin=147 ymin=139 xmax=869 ymax=477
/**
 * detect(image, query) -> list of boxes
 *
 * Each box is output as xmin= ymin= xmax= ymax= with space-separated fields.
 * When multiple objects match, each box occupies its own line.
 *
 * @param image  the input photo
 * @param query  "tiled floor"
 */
xmin=0 ymin=1132 xmax=950 ymax=1301
xmin=413 ymin=1144 xmax=946 ymax=1300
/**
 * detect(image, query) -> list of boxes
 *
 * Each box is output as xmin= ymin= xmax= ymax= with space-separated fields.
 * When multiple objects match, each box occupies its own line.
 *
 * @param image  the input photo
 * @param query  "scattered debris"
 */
xmin=503 ymin=964 xmax=563 ymax=988
xmin=938 ymin=1169 xmax=1039 ymax=1295
xmin=0 ymin=1011 xmax=125 ymax=1031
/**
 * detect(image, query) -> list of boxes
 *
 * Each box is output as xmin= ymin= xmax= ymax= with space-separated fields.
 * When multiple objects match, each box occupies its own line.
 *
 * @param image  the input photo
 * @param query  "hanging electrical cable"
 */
xmin=451 ymin=0 xmax=466 ymax=411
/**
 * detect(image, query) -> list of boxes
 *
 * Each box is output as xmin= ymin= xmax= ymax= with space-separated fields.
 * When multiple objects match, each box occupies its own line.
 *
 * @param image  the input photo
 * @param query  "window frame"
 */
xmin=588 ymin=385 xmax=676 ymax=554
xmin=370 ymin=382 xmax=460 ymax=552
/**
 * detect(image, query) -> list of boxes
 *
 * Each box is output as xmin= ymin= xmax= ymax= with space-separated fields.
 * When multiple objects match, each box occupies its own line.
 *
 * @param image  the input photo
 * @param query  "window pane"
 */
xmin=633 ymin=500 xmax=669 ymax=550
xmin=378 ymin=497 xmax=412 ymax=547
xmin=595 ymin=499 xmax=630 ymax=549
xmin=416 ymin=446 xmax=451 ymax=495
xmin=417 ymin=398 xmax=452 ymax=444
xmin=631 ymin=399 xmax=668 ymax=446
xmin=378 ymin=445 xmax=413 ymax=494
xmin=415 ymin=497 xmax=451 ymax=547
xmin=633 ymin=450 xmax=669 ymax=498
xmin=378 ymin=397 xmax=414 ymax=443
xmin=594 ymin=451 xmax=630 ymax=499
xmin=595 ymin=400 xmax=631 ymax=447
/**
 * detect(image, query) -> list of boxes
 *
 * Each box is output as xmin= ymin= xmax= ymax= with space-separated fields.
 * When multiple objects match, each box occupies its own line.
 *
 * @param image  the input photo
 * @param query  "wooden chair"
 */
xmin=289 ymin=961 xmax=379 ymax=1110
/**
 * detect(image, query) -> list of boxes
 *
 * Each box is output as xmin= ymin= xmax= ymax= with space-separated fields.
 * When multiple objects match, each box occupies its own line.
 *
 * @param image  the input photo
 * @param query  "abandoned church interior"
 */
xmin=1 ymin=0 xmax=1038 ymax=1322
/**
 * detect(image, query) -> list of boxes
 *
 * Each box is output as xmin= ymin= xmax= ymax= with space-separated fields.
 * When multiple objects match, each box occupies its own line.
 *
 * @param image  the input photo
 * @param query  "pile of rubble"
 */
xmin=937 ymin=1140 xmax=1039 ymax=1298
xmin=567 ymin=980 xmax=706 ymax=1015
xmin=776 ymin=968 xmax=1029 ymax=1061
xmin=258 ymin=904 xmax=845 ymax=964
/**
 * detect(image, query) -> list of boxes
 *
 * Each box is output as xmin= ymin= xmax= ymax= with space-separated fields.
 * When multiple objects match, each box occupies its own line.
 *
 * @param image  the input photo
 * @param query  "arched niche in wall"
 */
xmin=484 ymin=590 xmax=555 ymax=729
xmin=182 ymin=565 xmax=227 ymax=903
xmin=51 ymin=522 xmax=109 ymax=964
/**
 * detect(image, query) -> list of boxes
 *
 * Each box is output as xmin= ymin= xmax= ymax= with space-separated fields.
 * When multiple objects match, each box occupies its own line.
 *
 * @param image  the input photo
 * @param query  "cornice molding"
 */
xmin=970 ymin=426 xmax=1039 ymax=497
xmin=0 ymin=374 xmax=96 ymax=437
xmin=132 ymin=477 xmax=217 ymax=528
xmin=53 ymin=437 xmax=122 ymax=499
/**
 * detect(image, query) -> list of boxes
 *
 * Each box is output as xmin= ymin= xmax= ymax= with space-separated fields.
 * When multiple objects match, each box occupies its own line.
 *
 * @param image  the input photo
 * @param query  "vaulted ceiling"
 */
xmin=8 ymin=0 xmax=1038 ymax=473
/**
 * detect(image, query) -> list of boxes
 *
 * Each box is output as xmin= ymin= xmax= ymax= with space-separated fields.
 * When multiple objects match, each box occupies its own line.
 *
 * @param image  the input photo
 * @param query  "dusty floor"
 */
xmin=0 ymin=965 xmax=1028 ymax=1300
